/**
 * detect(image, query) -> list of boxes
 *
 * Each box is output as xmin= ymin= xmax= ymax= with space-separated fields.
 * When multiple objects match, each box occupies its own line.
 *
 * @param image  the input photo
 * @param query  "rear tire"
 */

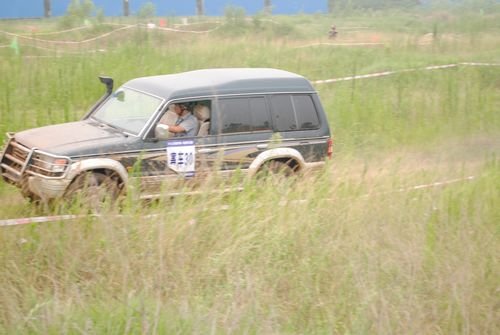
xmin=257 ymin=160 xmax=296 ymax=180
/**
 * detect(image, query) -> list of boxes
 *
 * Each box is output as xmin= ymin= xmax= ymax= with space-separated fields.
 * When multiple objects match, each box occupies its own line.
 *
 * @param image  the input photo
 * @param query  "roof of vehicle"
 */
xmin=124 ymin=68 xmax=316 ymax=100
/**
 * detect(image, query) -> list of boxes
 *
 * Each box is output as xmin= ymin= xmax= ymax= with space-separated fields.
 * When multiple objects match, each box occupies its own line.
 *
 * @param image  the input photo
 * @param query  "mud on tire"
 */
xmin=64 ymin=172 xmax=121 ymax=212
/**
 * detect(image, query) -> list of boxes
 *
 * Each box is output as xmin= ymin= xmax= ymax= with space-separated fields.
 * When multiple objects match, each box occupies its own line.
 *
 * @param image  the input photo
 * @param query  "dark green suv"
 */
xmin=1 ymin=68 xmax=332 ymax=202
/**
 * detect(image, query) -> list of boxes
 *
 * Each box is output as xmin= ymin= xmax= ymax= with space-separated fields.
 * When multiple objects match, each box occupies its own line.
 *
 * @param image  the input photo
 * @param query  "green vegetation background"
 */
xmin=0 ymin=8 xmax=499 ymax=334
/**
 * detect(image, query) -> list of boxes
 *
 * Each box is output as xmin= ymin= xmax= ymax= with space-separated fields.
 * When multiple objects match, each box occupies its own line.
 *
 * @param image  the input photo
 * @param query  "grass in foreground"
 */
xmin=0 ymin=158 xmax=498 ymax=334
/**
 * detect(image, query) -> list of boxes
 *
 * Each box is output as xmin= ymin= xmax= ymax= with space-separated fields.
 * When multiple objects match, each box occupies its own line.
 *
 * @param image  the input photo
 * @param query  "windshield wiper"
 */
xmin=90 ymin=117 xmax=123 ymax=133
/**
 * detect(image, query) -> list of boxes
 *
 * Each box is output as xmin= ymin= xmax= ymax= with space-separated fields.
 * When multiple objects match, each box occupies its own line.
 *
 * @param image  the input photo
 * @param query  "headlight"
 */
xmin=51 ymin=158 xmax=69 ymax=173
xmin=30 ymin=153 xmax=70 ymax=176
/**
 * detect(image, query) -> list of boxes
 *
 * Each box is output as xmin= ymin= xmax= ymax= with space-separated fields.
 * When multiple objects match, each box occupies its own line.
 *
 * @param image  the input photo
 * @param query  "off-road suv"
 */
xmin=1 ymin=68 xmax=332 ymax=202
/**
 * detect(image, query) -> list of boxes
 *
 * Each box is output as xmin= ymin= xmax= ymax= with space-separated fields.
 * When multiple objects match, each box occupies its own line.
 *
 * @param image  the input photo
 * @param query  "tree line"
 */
xmin=43 ymin=1 xmax=274 ymax=17
xmin=42 ymin=0 xmax=497 ymax=18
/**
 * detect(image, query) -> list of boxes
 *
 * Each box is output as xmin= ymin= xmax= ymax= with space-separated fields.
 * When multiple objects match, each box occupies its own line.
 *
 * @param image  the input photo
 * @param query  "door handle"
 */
xmin=256 ymin=144 xmax=268 ymax=149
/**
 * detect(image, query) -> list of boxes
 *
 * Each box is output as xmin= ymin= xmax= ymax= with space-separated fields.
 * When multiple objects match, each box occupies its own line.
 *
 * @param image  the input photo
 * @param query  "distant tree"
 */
xmin=224 ymin=5 xmax=246 ymax=26
xmin=59 ymin=0 xmax=95 ymax=28
xmin=44 ymin=0 xmax=51 ymax=17
xmin=264 ymin=0 xmax=272 ymax=14
xmin=137 ymin=1 xmax=156 ymax=19
xmin=123 ymin=0 xmax=129 ymax=16
xmin=332 ymin=0 xmax=421 ymax=11
xmin=96 ymin=7 xmax=105 ymax=24
xmin=328 ymin=0 xmax=334 ymax=13
xmin=196 ymin=0 xmax=204 ymax=16
xmin=67 ymin=0 xmax=94 ymax=20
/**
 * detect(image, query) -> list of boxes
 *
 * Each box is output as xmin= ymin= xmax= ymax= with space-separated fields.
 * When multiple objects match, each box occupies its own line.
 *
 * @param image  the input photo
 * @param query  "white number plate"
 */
xmin=166 ymin=139 xmax=195 ymax=177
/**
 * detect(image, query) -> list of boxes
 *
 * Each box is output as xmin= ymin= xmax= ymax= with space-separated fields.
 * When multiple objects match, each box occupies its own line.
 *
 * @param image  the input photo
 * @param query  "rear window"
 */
xmin=270 ymin=94 xmax=320 ymax=131
xmin=218 ymin=97 xmax=271 ymax=134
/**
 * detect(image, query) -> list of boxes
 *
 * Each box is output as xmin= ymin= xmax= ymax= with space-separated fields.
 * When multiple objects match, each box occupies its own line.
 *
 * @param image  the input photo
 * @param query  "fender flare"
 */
xmin=248 ymin=148 xmax=305 ymax=177
xmin=67 ymin=158 xmax=129 ymax=186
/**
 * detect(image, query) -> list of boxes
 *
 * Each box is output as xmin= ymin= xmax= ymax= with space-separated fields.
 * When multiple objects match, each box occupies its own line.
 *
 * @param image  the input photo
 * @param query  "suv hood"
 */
xmin=14 ymin=120 xmax=133 ymax=157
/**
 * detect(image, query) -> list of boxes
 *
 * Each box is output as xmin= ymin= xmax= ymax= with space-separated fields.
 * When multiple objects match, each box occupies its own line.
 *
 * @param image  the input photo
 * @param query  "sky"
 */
xmin=0 ymin=0 xmax=328 ymax=19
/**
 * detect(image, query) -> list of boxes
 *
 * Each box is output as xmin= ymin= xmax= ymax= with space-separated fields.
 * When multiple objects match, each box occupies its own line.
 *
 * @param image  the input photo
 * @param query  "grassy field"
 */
xmin=0 ymin=10 xmax=499 ymax=334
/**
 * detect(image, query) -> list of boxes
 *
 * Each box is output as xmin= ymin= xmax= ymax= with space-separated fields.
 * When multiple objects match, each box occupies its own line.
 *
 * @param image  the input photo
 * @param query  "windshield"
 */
xmin=92 ymin=87 xmax=163 ymax=135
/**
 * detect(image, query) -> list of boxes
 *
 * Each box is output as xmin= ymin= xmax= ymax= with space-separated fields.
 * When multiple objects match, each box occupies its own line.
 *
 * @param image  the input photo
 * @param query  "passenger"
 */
xmin=193 ymin=104 xmax=211 ymax=136
xmin=161 ymin=103 xmax=199 ymax=137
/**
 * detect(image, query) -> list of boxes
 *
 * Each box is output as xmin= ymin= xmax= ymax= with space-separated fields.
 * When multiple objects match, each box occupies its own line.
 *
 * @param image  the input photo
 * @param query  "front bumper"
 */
xmin=27 ymin=175 xmax=73 ymax=200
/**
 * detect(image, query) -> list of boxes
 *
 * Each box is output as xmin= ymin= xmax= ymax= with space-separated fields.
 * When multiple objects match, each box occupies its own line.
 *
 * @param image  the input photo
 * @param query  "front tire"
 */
xmin=65 ymin=172 xmax=120 ymax=212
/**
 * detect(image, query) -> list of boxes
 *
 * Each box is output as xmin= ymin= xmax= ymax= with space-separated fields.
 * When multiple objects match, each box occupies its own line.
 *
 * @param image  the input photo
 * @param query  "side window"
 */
xmin=218 ymin=97 xmax=271 ymax=134
xmin=219 ymin=98 xmax=252 ymax=133
xmin=152 ymin=100 xmax=212 ymax=139
xmin=270 ymin=95 xmax=297 ymax=131
xmin=270 ymin=94 xmax=320 ymax=131
xmin=293 ymin=95 xmax=320 ymax=130
xmin=249 ymin=97 xmax=271 ymax=131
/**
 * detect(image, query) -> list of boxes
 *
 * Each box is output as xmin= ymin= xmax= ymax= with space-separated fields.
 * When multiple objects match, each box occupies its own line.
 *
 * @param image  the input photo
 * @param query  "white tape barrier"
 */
xmin=173 ymin=20 xmax=222 ymax=28
xmin=18 ymin=25 xmax=90 ymax=36
xmin=460 ymin=62 xmax=500 ymax=66
xmin=0 ymin=24 xmax=136 ymax=44
xmin=278 ymin=176 xmax=477 ymax=205
xmin=150 ymin=24 xmax=221 ymax=34
xmin=312 ymin=64 xmax=460 ymax=84
xmin=312 ymin=63 xmax=500 ymax=84
xmin=22 ymin=54 xmax=96 ymax=58
xmin=369 ymin=175 xmax=476 ymax=197
xmin=19 ymin=43 xmax=107 ymax=54
xmin=0 ymin=176 xmax=477 ymax=227
xmin=0 ymin=214 xmax=86 ymax=227
xmin=0 ymin=22 xmax=221 ymax=46
xmin=295 ymin=42 xmax=385 ymax=48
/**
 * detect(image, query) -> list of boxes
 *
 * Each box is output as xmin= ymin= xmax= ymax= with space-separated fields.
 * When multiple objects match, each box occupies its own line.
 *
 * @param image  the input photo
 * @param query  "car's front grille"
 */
xmin=1 ymin=139 xmax=31 ymax=183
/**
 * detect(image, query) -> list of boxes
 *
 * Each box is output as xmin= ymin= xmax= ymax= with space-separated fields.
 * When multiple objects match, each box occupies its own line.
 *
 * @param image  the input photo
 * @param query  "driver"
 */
xmin=160 ymin=103 xmax=199 ymax=137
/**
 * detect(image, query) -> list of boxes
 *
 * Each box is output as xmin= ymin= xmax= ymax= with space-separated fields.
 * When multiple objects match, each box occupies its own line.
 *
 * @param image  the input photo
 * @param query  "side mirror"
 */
xmin=99 ymin=76 xmax=114 ymax=94
xmin=82 ymin=76 xmax=114 ymax=120
xmin=155 ymin=124 xmax=171 ymax=140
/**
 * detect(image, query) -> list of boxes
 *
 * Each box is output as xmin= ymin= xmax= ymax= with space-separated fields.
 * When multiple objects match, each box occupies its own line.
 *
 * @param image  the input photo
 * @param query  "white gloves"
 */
xmin=159 ymin=124 xmax=169 ymax=132
xmin=155 ymin=123 xmax=171 ymax=139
